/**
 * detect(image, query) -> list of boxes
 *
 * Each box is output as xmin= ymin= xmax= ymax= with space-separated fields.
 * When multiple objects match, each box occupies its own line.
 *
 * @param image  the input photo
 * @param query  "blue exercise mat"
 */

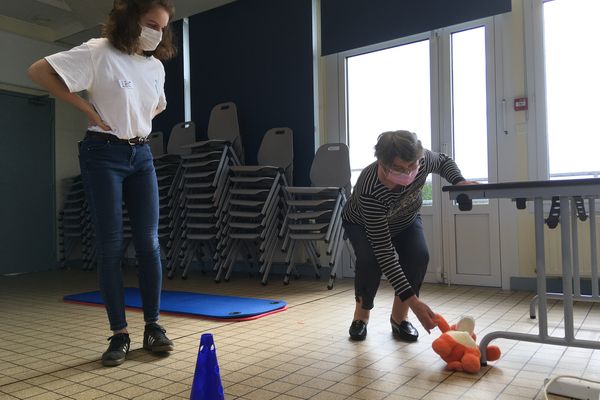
xmin=64 ymin=288 xmax=287 ymax=320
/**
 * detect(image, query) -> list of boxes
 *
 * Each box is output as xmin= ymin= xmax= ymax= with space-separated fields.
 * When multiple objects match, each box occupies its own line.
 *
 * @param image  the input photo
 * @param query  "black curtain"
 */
xmin=321 ymin=0 xmax=512 ymax=55
xmin=152 ymin=19 xmax=185 ymax=148
xmin=189 ymin=0 xmax=314 ymax=185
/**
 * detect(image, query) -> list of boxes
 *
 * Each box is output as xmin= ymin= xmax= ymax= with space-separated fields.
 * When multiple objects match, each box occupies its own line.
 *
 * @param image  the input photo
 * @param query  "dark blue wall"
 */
xmin=152 ymin=19 xmax=185 ymax=148
xmin=189 ymin=0 xmax=315 ymax=185
xmin=321 ymin=0 xmax=512 ymax=55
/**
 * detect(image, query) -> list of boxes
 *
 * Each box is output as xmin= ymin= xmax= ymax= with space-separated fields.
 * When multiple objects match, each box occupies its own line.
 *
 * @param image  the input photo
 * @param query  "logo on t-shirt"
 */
xmin=119 ymin=80 xmax=134 ymax=89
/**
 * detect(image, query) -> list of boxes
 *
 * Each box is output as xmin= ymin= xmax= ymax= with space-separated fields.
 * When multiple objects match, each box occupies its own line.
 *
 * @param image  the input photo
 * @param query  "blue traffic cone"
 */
xmin=190 ymin=333 xmax=224 ymax=400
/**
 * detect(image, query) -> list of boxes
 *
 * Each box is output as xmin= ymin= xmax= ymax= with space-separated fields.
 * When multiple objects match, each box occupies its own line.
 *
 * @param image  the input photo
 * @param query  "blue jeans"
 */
xmin=79 ymin=137 xmax=162 ymax=331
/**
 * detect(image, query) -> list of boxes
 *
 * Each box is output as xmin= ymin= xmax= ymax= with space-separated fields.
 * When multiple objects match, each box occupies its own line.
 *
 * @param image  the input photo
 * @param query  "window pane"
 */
xmin=346 ymin=40 xmax=431 ymax=190
xmin=451 ymin=27 xmax=488 ymax=183
xmin=544 ymin=0 xmax=600 ymax=179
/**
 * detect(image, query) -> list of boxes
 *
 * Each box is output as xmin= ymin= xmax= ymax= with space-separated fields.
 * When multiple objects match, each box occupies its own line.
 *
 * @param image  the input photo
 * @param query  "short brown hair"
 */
xmin=102 ymin=0 xmax=177 ymax=60
xmin=374 ymin=130 xmax=424 ymax=167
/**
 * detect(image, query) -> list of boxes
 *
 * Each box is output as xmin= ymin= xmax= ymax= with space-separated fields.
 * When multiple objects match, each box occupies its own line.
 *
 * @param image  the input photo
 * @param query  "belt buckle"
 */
xmin=127 ymin=137 xmax=138 ymax=146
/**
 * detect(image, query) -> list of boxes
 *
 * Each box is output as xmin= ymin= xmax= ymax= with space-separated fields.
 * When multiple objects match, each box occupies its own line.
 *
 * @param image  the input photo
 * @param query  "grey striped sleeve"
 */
xmin=426 ymin=151 xmax=465 ymax=185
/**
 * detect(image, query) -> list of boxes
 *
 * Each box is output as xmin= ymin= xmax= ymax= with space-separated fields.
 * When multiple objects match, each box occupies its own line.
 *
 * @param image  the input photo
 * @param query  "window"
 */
xmin=346 ymin=39 xmax=432 ymax=198
xmin=543 ymin=0 xmax=600 ymax=179
xmin=451 ymin=26 xmax=489 ymax=183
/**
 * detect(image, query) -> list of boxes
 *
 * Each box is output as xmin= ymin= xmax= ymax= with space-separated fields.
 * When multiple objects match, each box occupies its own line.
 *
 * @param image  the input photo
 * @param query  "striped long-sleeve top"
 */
xmin=342 ymin=149 xmax=465 ymax=300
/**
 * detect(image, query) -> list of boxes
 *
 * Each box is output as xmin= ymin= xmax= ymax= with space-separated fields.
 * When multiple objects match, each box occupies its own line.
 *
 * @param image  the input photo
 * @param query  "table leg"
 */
xmin=560 ymin=196 xmax=575 ymax=342
xmin=590 ymin=199 xmax=599 ymax=298
xmin=571 ymin=197 xmax=581 ymax=296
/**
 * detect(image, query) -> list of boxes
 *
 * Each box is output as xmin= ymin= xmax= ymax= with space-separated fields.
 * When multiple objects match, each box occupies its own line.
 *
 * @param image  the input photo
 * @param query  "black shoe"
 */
xmin=391 ymin=318 xmax=419 ymax=342
xmin=143 ymin=322 xmax=174 ymax=352
xmin=349 ymin=320 xmax=367 ymax=341
xmin=102 ymin=333 xmax=130 ymax=367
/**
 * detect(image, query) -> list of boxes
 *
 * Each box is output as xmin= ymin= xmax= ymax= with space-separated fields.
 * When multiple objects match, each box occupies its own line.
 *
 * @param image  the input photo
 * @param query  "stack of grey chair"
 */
xmin=150 ymin=123 xmax=196 ymax=263
xmin=57 ymin=175 xmax=91 ymax=269
xmin=166 ymin=102 xmax=243 ymax=279
xmin=215 ymin=127 xmax=294 ymax=284
xmin=147 ymin=130 xmax=171 ymax=246
xmin=280 ymin=143 xmax=352 ymax=289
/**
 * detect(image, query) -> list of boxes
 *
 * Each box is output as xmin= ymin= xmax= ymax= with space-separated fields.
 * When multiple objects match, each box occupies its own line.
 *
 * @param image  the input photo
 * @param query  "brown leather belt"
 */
xmin=85 ymin=131 xmax=149 ymax=145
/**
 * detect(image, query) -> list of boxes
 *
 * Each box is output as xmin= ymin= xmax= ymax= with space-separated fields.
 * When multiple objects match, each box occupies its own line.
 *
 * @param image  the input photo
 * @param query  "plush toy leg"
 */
xmin=461 ymin=353 xmax=481 ymax=374
xmin=486 ymin=345 xmax=501 ymax=362
xmin=432 ymin=335 xmax=455 ymax=358
xmin=446 ymin=361 xmax=464 ymax=371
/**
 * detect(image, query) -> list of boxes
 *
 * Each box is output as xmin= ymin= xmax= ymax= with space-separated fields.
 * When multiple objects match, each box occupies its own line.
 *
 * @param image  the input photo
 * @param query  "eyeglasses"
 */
xmin=385 ymin=159 xmax=422 ymax=175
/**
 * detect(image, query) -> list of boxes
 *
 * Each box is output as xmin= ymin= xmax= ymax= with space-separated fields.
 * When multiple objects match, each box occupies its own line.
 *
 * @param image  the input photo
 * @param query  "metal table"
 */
xmin=443 ymin=178 xmax=600 ymax=365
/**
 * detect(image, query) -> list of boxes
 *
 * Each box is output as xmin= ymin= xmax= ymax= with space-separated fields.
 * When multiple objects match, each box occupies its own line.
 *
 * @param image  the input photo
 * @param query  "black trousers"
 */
xmin=344 ymin=215 xmax=429 ymax=310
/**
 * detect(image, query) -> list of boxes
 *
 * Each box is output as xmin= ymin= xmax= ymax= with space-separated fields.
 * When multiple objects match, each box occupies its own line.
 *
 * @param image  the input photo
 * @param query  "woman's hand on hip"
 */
xmin=405 ymin=296 xmax=436 ymax=333
xmin=27 ymin=59 xmax=111 ymax=131
xmin=86 ymin=108 xmax=111 ymax=131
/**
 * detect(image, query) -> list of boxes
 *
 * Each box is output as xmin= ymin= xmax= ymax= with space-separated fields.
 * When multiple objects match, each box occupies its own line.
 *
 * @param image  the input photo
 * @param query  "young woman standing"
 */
xmin=28 ymin=0 xmax=177 ymax=366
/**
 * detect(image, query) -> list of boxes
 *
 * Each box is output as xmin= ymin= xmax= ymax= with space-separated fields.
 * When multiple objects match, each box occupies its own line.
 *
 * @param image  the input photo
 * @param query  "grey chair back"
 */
xmin=167 ymin=121 xmax=196 ymax=155
xmin=148 ymin=131 xmax=164 ymax=156
xmin=310 ymin=143 xmax=351 ymax=193
xmin=207 ymin=102 xmax=239 ymax=142
xmin=258 ymin=127 xmax=293 ymax=184
xmin=207 ymin=102 xmax=243 ymax=162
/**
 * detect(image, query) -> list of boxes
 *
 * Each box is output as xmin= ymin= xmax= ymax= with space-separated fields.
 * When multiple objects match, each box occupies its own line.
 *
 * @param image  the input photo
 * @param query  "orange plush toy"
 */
xmin=431 ymin=314 xmax=501 ymax=373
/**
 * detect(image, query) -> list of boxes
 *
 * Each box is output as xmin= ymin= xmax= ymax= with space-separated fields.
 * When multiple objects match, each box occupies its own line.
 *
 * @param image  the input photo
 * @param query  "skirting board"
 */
xmin=510 ymin=276 xmax=600 ymax=294
xmin=63 ymin=259 xmax=335 ymax=280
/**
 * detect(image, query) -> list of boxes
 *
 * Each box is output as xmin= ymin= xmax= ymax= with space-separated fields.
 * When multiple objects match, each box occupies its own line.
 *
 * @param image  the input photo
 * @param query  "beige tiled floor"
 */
xmin=1 ymin=268 xmax=599 ymax=399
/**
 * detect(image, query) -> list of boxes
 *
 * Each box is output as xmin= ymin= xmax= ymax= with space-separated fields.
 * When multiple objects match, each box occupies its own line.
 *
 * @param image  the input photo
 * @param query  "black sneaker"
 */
xmin=143 ymin=322 xmax=174 ymax=352
xmin=349 ymin=320 xmax=367 ymax=341
xmin=102 ymin=333 xmax=130 ymax=367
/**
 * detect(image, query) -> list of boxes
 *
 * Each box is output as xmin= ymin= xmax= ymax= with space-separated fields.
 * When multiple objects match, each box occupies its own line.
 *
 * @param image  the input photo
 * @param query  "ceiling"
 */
xmin=0 ymin=0 xmax=236 ymax=46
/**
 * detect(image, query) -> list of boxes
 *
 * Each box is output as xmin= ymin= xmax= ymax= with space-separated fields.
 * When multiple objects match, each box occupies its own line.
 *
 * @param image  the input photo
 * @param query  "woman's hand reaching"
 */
xmin=405 ymin=296 xmax=437 ymax=333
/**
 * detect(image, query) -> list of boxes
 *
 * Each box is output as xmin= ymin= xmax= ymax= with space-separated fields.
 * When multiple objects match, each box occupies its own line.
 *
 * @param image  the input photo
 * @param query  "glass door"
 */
xmin=439 ymin=21 xmax=501 ymax=287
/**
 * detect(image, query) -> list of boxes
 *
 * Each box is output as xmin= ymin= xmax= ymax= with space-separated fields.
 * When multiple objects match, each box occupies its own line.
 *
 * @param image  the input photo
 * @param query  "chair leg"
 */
xmin=215 ymin=239 xmax=237 ymax=282
xmin=224 ymin=242 xmax=241 ymax=282
xmin=283 ymin=240 xmax=297 ymax=285
xmin=260 ymin=234 xmax=280 ymax=285
xmin=302 ymin=241 xmax=321 ymax=279
xmin=180 ymin=240 xmax=200 ymax=280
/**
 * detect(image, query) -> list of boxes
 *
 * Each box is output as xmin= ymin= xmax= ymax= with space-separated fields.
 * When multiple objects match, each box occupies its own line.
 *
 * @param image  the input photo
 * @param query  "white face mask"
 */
xmin=386 ymin=165 xmax=419 ymax=186
xmin=139 ymin=25 xmax=162 ymax=51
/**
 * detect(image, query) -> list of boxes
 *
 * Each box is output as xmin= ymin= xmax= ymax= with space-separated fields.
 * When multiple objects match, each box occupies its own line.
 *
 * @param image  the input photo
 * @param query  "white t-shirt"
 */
xmin=46 ymin=38 xmax=167 ymax=140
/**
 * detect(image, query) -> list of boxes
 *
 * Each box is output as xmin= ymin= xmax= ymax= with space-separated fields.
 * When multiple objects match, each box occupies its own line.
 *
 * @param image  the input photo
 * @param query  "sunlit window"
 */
xmin=451 ymin=27 xmax=488 ymax=183
xmin=543 ymin=0 xmax=600 ymax=179
xmin=346 ymin=40 xmax=432 ymax=199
